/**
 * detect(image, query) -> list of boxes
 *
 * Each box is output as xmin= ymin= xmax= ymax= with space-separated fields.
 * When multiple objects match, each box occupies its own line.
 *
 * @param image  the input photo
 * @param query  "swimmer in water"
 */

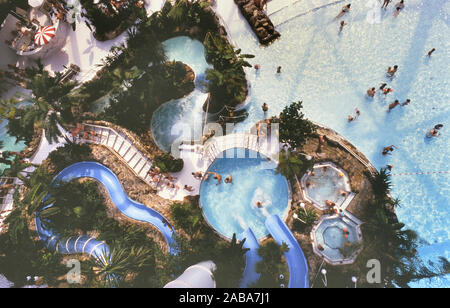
xmin=367 ymin=87 xmax=376 ymax=98
xmin=225 ymin=175 xmax=233 ymax=184
xmin=394 ymin=1 xmax=405 ymax=17
xmin=434 ymin=124 xmax=444 ymax=130
xmin=427 ymin=48 xmax=436 ymax=57
xmin=277 ymin=66 xmax=282 ymax=74
xmin=380 ymin=83 xmax=387 ymax=91
xmin=387 ymin=65 xmax=398 ymax=77
xmin=335 ymin=4 xmax=351 ymax=19
xmin=348 ymin=115 xmax=355 ymax=122
xmin=262 ymin=103 xmax=269 ymax=112
xmin=254 ymin=64 xmax=261 ymax=70
xmin=382 ymin=0 xmax=392 ymax=9
xmin=207 ymin=172 xmax=222 ymax=185
xmin=256 ymin=201 xmax=263 ymax=208
xmin=383 ymin=87 xmax=394 ymax=95
xmin=401 ymin=99 xmax=411 ymax=106
xmin=387 ymin=164 xmax=394 ymax=171
xmin=388 ymin=100 xmax=400 ymax=111
xmin=355 ymin=108 xmax=361 ymax=117
xmin=427 ymin=129 xmax=440 ymax=138
xmin=382 ymin=145 xmax=397 ymax=155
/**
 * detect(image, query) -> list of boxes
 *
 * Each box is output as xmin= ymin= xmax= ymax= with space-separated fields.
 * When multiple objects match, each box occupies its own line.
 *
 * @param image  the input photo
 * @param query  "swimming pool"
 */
xmin=151 ymin=36 xmax=212 ymax=152
xmin=200 ymin=148 xmax=290 ymax=239
xmin=215 ymin=0 xmax=449 ymax=286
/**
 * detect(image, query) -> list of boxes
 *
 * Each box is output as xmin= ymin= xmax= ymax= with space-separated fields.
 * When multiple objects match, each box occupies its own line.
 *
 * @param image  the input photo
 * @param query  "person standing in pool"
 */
xmin=427 ymin=48 xmax=436 ymax=57
xmin=262 ymin=103 xmax=269 ymax=112
xmin=277 ymin=66 xmax=282 ymax=74
xmin=367 ymin=87 xmax=376 ymax=98
xmin=339 ymin=20 xmax=347 ymax=33
xmin=387 ymin=65 xmax=398 ymax=77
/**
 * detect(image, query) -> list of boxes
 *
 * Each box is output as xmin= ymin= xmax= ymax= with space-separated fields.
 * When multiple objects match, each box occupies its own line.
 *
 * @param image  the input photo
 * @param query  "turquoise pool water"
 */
xmin=219 ymin=0 xmax=449 ymax=286
xmin=200 ymin=148 xmax=290 ymax=239
xmin=303 ymin=163 xmax=351 ymax=209
xmin=314 ymin=216 xmax=359 ymax=262
xmin=151 ymin=36 xmax=212 ymax=152
xmin=0 ymin=101 xmax=29 ymax=172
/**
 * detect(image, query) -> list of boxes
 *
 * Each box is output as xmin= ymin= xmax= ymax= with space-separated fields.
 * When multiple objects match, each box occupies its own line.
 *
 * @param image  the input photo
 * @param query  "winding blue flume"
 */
xmin=35 ymin=162 xmax=178 ymax=262
xmin=265 ymin=215 xmax=309 ymax=288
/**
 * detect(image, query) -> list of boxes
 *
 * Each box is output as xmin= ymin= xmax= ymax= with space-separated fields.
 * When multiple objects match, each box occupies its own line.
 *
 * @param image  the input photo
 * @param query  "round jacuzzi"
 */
xmin=199 ymin=148 xmax=290 ymax=239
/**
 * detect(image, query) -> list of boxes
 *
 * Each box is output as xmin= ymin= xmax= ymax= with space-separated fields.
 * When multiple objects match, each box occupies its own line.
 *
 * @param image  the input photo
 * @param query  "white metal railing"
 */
xmin=79 ymin=123 xmax=156 ymax=188
xmin=203 ymin=133 xmax=279 ymax=166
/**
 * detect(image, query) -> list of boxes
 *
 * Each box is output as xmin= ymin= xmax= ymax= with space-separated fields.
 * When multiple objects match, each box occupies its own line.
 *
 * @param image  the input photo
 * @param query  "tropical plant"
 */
xmin=1 ymin=156 xmax=35 ymax=185
xmin=292 ymin=207 xmax=318 ymax=232
xmin=47 ymin=140 xmax=92 ymax=172
xmin=214 ymin=233 xmax=249 ymax=288
xmin=276 ymin=151 xmax=314 ymax=180
xmin=251 ymin=239 xmax=290 ymax=288
xmin=154 ymin=153 xmax=184 ymax=173
xmin=367 ymin=168 xmax=392 ymax=200
xmin=272 ymin=101 xmax=316 ymax=149
xmin=204 ymin=32 xmax=253 ymax=112
xmin=170 ymin=200 xmax=203 ymax=236
xmin=89 ymin=246 xmax=155 ymax=287
xmin=354 ymin=169 xmax=450 ymax=288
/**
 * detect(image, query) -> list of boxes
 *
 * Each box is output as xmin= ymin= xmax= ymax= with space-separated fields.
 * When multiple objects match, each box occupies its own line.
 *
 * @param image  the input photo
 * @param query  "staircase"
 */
xmin=80 ymin=124 xmax=155 ymax=187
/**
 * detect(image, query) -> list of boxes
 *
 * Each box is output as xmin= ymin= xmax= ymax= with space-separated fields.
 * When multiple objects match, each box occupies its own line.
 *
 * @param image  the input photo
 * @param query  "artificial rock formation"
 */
xmin=234 ymin=0 xmax=280 ymax=45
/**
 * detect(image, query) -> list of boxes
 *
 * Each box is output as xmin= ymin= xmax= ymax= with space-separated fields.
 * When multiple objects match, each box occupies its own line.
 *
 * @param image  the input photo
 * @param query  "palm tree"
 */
xmin=214 ymin=233 xmax=250 ymax=287
xmin=89 ymin=246 xmax=154 ymax=287
xmin=367 ymin=168 xmax=392 ymax=200
xmin=3 ymin=183 xmax=54 ymax=244
xmin=276 ymin=150 xmax=314 ymax=181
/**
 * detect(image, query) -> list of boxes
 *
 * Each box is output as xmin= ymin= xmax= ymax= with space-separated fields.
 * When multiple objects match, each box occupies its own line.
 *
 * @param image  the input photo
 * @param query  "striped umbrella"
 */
xmin=34 ymin=25 xmax=56 ymax=46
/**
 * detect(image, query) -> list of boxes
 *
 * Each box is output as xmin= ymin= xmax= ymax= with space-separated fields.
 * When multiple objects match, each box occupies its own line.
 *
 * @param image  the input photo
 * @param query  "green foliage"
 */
xmin=251 ymin=239 xmax=289 ymax=288
xmin=292 ymin=207 xmax=318 ymax=232
xmin=103 ymin=61 xmax=194 ymax=134
xmin=276 ymin=151 xmax=314 ymax=180
xmin=154 ymin=153 xmax=184 ymax=173
xmin=273 ymin=101 xmax=316 ymax=149
xmin=43 ymin=180 xmax=105 ymax=235
xmin=367 ymin=168 xmax=392 ymax=201
xmin=214 ymin=233 xmax=249 ymax=288
xmin=204 ymin=32 xmax=253 ymax=112
xmin=47 ymin=140 xmax=92 ymax=172
xmin=170 ymin=200 xmax=203 ymax=235
xmin=79 ymin=0 xmax=146 ymax=40
xmin=352 ymin=168 xmax=450 ymax=288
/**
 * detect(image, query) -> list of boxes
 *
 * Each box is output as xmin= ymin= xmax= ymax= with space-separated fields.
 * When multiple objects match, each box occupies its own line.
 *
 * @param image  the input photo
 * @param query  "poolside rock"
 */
xmin=234 ymin=0 xmax=280 ymax=45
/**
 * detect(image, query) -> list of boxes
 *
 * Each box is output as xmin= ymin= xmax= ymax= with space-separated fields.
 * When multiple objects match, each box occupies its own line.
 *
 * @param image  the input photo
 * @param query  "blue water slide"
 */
xmin=265 ymin=214 xmax=309 ymax=288
xmin=238 ymin=228 xmax=261 ymax=288
xmin=35 ymin=162 xmax=178 ymax=260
